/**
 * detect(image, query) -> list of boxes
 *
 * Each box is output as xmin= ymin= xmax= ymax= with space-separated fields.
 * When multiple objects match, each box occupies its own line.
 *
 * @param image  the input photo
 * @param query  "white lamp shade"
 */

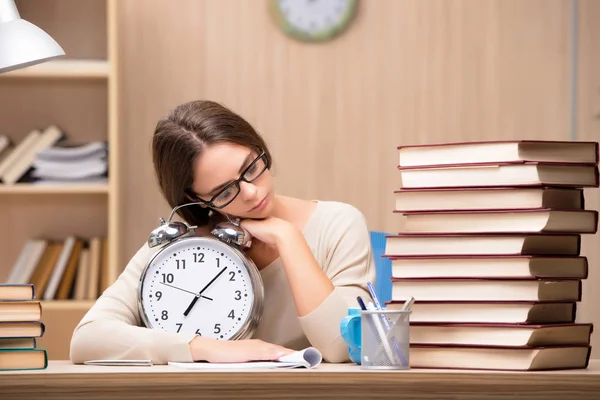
xmin=0 ymin=18 xmax=65 ymax=74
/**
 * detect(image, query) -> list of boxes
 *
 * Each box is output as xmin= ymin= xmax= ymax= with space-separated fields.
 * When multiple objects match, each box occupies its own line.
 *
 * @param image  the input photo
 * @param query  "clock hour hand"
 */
xmin=159 ymin=282 xmax=213 ymax=301
xmin=183 ymin=266 xmax=228 ymax=317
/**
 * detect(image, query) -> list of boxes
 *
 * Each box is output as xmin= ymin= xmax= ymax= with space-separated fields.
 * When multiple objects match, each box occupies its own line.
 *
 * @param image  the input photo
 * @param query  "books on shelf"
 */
xmin=385 ymin=139 xmax=599 ymax=371
xmin=0 ymin=284 xmax=47 ymax=371
xmin=0 ymin=125 xmax=108 ymax=186
xmin=5 ymin=236 xmax=109 ymax=301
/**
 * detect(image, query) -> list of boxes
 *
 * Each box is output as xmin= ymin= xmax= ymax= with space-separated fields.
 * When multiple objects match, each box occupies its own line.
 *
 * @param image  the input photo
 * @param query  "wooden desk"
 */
xmin=1 ymin=360 xmax=600 ymax=400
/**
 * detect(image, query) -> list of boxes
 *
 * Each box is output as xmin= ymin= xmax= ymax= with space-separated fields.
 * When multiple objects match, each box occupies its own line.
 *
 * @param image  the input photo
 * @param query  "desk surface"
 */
xmin=1 ymin=360 xmax=600 ymax=400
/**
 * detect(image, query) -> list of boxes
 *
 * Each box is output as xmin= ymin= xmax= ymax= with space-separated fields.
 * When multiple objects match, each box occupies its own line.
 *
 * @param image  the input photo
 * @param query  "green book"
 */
xmin=0 ymin=348 xmax=47 ymax=371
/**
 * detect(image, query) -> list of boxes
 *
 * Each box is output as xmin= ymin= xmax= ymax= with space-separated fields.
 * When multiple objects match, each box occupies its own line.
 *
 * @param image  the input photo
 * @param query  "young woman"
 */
xmin=69 ymin=100 xmax=376 ymax=364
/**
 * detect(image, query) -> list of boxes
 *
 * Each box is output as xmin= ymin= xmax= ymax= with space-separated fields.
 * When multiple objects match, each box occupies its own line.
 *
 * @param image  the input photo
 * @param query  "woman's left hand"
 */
xmin=239 ymin=217 xmax=297 ymax=247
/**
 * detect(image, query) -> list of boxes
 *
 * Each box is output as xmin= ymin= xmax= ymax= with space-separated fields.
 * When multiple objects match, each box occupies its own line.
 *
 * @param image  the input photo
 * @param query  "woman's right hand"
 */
xmin=189 ymin=335 xmax=295 ymax=363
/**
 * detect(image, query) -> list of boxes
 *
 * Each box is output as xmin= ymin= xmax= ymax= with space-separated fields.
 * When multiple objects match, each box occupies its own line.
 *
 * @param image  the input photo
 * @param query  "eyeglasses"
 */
xmin=192 ymin=150 xmax=268 ymax=209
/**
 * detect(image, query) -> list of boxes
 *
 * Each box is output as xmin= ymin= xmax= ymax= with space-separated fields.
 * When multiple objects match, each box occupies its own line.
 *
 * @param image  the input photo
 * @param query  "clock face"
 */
xmin=139 ymin=237 xmax=260 ymax=340
xmin=271 ymin=0 xmax=357 ymax=42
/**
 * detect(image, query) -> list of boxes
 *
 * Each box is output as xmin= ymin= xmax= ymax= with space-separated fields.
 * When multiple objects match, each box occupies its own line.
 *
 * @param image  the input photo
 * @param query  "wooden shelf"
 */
xmin=0 ymin=183 xmax=109 ymax=194
xmin=0 ymin=59 xmax=110 ymax=79
xmin=40 ymin=300 xmax=95 ymax=311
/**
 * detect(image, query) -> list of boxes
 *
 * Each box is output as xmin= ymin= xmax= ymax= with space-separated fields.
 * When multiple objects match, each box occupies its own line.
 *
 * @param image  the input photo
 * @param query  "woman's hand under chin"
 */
xmin=239 ymin=216 xmax=298 ymax=248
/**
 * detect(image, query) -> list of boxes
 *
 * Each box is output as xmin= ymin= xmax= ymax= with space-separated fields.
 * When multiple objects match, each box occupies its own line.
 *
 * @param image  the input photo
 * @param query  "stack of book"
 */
xmin=0 ymin=125 xmax=108 ymax=185
xmin=31 ymin=140 xmax=108 ymax=184
xmin=384 ymin=140 xmax=599 ymax=371
xmin=0 ymin=284 xmax=47 ymax=371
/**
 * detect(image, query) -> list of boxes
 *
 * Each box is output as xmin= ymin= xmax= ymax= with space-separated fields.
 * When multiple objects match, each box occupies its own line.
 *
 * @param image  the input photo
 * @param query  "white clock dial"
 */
xmin=139 ymin=238 xmax=256 ymax=340
xmin=272 ymin=0 xmax=357 ymax=42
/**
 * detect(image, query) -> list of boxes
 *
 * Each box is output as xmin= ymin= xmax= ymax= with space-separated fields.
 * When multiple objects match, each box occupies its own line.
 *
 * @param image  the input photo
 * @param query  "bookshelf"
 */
xmin=0 ymin=183 xmax=109 ymax=194
xmin=0 ymin=0 xmax=119 ymax=360
xmin=0 ymin=59 xmax=111 ymax=79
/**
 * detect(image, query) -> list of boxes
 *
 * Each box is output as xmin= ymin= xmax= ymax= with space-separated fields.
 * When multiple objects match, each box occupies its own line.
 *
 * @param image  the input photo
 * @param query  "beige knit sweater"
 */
xmin=69 ymin=201 xmax=376 ymax=364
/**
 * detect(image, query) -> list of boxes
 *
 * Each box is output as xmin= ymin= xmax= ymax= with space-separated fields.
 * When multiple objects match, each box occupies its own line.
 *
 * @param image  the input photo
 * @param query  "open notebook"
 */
xmin=168 ymin=347 xmax=323 ymax=370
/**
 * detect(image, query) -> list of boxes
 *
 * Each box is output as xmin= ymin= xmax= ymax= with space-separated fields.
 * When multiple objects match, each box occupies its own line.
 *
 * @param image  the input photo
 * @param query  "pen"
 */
xmin=402 ymin=296 xmax=415 ymax=311
xmin=356 ymin=295 xmax=368 ymax=310
xmin=366 ymin=282 xmax=408 ymax=366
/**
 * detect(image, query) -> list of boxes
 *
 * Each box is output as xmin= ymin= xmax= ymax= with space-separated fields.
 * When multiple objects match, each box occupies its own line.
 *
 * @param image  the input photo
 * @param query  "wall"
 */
xmin=115 ymin=0 xmax=600 ymax=352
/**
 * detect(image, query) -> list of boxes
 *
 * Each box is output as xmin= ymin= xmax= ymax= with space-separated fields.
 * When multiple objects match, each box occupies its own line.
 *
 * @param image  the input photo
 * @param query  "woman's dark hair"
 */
xmin=152 ymin=100 xmax=272 ymax=227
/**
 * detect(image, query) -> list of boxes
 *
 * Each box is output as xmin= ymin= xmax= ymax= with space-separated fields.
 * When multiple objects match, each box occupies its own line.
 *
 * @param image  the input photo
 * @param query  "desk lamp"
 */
xmin=0 ymin=0 xmax=64 ymax=74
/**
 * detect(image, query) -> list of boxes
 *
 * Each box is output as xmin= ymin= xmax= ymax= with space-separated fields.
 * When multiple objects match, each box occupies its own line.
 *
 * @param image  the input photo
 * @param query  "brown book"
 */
xmin=391 ymin=278 xmax=582 ymax=302
xmin=56 ymin=237 xmax=85 ymax=300
xmin=0 ymin=284 xmax=34 ymax=301
xmin=86 ymin=236 xmax=102 ymax=299
xmin=0 ymin=321 xmax=45 ymax=338
xmin=44 ymin=236 xmax=78 ymax=300
xmin=28 ymin=242 xmax=63 ymax=298
xmin=409 ymin=323 xmax=593 ymax=347
xmin=394 ymin=187 xmax=584 ymax=212
xmin=0 ymin=338 xmax=36 ymax=349
xmin=385 ymin=301 xmax=576 ymax=324
xmin=384 ymin=233 xmax=581 ymax=257
xmin=398 ymin=209 xmax=598 ymax=234
xmin=0 ymin=301 xmax=41 ymax=322
xmin=397 ymin=162 xmax=599 ymax=189
xmin=0 ymin=348 xmax=47 ymax=371
xmin=397 ymin=140 xmax=599 ymax=167
xmin=73 ymin=248 xmax=90 ymax=300
xmin=386 ymin=255 xmax=588 ymax=279
xmin=409 ymin=344 xmax=591 ymax=371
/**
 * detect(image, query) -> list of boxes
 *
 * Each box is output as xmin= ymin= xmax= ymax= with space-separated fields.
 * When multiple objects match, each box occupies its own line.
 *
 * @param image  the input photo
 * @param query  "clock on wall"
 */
xmin=270 ymin=0 xmax=358 ymax=43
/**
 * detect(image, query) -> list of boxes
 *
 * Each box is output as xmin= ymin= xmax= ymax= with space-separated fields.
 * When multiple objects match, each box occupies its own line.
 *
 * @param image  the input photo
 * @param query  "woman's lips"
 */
xmin=249 ymin=196 xmax=267 ymax=212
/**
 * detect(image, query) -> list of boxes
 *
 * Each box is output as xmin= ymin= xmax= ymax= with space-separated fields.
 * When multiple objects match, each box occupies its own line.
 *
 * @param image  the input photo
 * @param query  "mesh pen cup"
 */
xmin=360 ymin=309 xmax=410 ymax=370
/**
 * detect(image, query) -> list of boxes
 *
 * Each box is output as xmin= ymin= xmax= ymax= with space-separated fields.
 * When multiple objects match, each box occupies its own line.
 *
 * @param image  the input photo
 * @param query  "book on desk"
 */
xmin=385 ymin=139 xmax=599 ymax=371
xmin=0 ymin=284 xmax=47 ymax=371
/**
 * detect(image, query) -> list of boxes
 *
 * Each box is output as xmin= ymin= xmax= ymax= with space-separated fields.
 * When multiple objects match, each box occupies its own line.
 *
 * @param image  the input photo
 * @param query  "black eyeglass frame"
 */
xmin=190 ymin=149 xmax=268 ymax=209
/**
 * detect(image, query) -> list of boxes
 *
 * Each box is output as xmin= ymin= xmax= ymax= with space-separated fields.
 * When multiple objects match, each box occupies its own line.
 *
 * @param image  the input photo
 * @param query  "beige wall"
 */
xmin=115 ymin=0 xmax=600 ymax=352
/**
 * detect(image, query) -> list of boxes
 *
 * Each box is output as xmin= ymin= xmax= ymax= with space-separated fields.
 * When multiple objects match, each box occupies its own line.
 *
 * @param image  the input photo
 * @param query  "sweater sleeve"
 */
xmin=297 ymin=204 xmax=376 ymax=363
xmin=69 ymin=242 xmax=197 ymax=365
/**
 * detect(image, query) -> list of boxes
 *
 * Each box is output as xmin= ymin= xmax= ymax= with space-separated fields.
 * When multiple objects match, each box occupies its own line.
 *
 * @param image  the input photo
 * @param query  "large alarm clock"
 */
xmin=138 ymin=202 xmax=264 ymax=341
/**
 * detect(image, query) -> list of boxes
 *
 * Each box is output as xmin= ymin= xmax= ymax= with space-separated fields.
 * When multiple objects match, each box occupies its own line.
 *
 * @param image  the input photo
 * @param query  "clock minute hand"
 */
xmin=183 ymin=266 xmax=228 ymax=317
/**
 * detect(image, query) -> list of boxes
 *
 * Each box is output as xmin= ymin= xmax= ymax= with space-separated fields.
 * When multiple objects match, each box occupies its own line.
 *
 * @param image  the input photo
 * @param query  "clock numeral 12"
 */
xmin=194 ymin=253 xmax=204 ymax=263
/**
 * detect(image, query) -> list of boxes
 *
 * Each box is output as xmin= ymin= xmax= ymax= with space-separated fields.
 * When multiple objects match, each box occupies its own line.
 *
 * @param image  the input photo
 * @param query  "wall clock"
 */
xmin=270 ymin=0 xmax=358 ymax=42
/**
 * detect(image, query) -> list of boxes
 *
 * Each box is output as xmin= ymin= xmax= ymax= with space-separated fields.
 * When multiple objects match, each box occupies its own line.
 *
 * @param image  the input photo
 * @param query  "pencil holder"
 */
xmin=360 ymin=309 xmax=410 ymax=370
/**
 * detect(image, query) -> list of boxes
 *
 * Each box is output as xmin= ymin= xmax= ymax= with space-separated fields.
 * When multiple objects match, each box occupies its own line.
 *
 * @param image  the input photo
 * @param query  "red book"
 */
xmin=396 ymin=161 xmax=599 ymax=189
xmin=397 ymin=208 xmax=598 ymax=234
xmin=396 ymin=140 xmax=599 ymax=168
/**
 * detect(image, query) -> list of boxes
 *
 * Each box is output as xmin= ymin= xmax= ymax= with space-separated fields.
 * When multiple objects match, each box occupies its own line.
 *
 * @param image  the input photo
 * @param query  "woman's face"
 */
xmin=191 ymin=142 xmax=274 ymax=219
